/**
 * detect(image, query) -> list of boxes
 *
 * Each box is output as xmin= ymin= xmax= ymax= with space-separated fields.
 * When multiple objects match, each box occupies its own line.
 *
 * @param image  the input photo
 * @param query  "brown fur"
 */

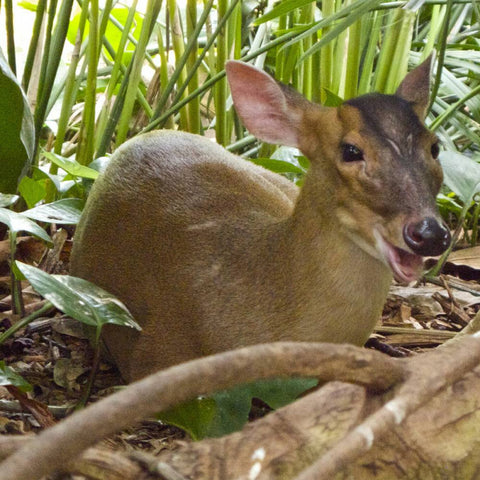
xmin=71 ymin=59 xmax=445 ymax=381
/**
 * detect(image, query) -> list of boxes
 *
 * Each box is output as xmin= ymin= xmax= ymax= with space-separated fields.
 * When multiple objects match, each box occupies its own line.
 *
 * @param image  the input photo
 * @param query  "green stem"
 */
xmin=147 ymin=0 xmax=234 ymax=130
xmin=95 ymin=0 xmax=138 ymax=152
xmin=430 ymin=83 xmax=480 ymax=130
xmin=426 ymin=207 xmax=464 ymax=278
xmin=77 ymin=0 xmax=99 ymax=166
xmin=144 ymin=25 xmax=309 ymax=133
xmin=320 ymin=0 xmax=335 ymax=102
xmin=34 ymin=0 xmax=74 ymax=155
xmin=21 ymin=0 xmax=47 ymax=92
xmin=54 ymin=5 xmax=89 ymax=156
xmin=429 ymin=0 xmax=454 ymax=113
xmin=0 ymin=301 xmax=53 ymax=345
xmin=77 ymin=326 xmax=102 ymax=408
xmin=4 ymin=0 xmax=16 ymax=74
xmin=9 ymin=232 xmax=23 ymax=316
xmin=115 ymin=0 xmax=163 ymax=146
xmin=186 ymin=0 xmax=200 ymax=133
xmin=214 ymin=0 xmax=228 ymax=145
xmin=343 ymin=10 xmax=362 ymax=99
xmin=166 ymin=0 xmax=189 ymax=130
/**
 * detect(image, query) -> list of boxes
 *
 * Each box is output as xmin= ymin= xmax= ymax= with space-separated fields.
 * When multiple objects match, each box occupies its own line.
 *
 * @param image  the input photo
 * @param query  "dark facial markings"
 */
xmin=344 ymin=93 xmax=428 ymax=161
xmin=341 ymin=93 xmax=442 ymax=214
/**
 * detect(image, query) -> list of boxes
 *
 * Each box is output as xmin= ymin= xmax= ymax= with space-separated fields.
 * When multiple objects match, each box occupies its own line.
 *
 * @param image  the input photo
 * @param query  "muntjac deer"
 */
xmin=70 ymin=58 xmax=450 ymax=381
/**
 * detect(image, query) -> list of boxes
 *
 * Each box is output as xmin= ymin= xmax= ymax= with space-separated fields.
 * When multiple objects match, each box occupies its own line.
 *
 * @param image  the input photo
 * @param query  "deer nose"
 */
xmin=403 ymin=217 xmax=451 ymax=256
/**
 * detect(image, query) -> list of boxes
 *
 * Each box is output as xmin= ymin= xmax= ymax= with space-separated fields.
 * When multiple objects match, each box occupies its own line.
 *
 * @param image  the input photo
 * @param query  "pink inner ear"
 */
xmin=226 ymin=61 xmax=299 ymax=147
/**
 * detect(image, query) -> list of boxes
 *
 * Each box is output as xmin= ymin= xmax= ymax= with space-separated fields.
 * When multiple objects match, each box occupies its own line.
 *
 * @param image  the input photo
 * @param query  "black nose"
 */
xmin=403 ymin=217 xmax=451 ymax=256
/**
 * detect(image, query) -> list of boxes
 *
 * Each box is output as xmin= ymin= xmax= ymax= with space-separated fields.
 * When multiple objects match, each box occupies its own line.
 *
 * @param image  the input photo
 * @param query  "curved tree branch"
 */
xmin=0 ymin=342 xmax=403 ymax=480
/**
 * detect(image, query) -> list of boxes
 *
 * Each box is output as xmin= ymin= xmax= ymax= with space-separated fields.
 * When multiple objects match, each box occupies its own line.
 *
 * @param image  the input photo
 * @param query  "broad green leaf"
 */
xmin=88 ymin=156 xmax=110 ymax=174
xmin=436 ymin=193 xmax=463 ymax=217
xmin=0 ymin=49 xmax=35 ymax=193
xmin=0 ymin=208 xmax=52 ymax=245
xmin=160 ymin=378 xmax=317 ymax=440
xmin=16 ymin=263 xmax=141 ymax=331
xmin=245 ymin=377 xmax=317 ymax=409
xmin=439 ymin=151 xmax=480 ymax=204
xmin=0 ymin=194 xmax=19 ymax=208
xmin=18 ymin=176 xmax=47 ymax=209
xmin=33 ymin=166 xmax=62 ymax=192
xmin=106 ymin=8 xmax=144 ymax=52
xmin=0 ymin=361 xmax=32 ymax=392
xmin=23 ymin=199 xmax=84 ymax=225
xmin=43 ymin=152 xmax=99 ymax=180
xmin=205 ymin=386 xmax=253 ymax=438
xmin=159 ymin=397 xmax=217 ymax=441
xmin=67 ymin=8 xmax=143 ymax=62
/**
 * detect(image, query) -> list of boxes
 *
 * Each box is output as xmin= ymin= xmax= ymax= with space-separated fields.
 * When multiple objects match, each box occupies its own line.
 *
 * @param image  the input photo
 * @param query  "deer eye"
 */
xmin=342 ymin=143 xmax=364 ymax=162
xmin=431 ymin=142 xmax=440 ymax=159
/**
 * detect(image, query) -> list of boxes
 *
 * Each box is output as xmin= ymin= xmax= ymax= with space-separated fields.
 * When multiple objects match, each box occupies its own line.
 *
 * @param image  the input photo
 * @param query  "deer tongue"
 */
xmin=386 ymin=244 xmax=424 ymax=284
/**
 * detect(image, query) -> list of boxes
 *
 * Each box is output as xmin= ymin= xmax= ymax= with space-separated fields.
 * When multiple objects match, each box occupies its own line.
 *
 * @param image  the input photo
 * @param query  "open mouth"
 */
xmin=376 ymin=234 xmax=424 ymax=284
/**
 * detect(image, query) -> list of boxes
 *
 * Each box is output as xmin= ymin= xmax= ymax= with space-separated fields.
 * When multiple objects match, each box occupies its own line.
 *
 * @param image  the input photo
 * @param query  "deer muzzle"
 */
xmin=403 ymin=217 xmax=451 ymax=257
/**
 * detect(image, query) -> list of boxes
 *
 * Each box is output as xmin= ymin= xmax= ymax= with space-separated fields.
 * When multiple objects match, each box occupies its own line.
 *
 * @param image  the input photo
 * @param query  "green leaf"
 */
xmin=43 ymin=152 xmax=99 ymax=180
xmin=249 ymin=158 xmax=305 ymax=175
xmin=0 ymin=208 xmax=52 ymax=245
xmin=16 ymin=262 xmax=141 ymax=331
xmin=159 ymin=396 xmax=217 ymax=441
xmin=323 ymin=89 xmax=344 ymax=107
xmin=245 ymin=377 xmax=317 ymax=409
xmin=0 ymin=194 xmax=19 ymax=208
xmin=254 ymin=0 xmax=314 ymax=25
xmin=436 ymin=193 xmax=463 ymax=217
xmin=23 ymin=198 xmax=84 ymax=225
xmin=18 ymin=176 xmax=47 ymax=209
xmin=18 ymin=1 xmax=39 ymax=12
xmin=439 ymin=151 xmax=480 ymax=204
xmin=0 ymin=49 xmax=35 ymax=193
xmin=160 ymin=378 xmax=317 ymax=440
xmin=0 ymin=361 xmax=32 ymax=392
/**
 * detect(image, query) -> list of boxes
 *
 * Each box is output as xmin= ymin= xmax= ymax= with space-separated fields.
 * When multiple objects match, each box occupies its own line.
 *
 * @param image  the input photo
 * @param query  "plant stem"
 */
xmin=4 ymin=0 xmax=16 ymax=75
xmin=186 ymin=0 xmax=200 ymax=133
xmin=77 ymin=0 xmax=99 ymax=166
xmin=22 ymin=0 xmax=47 ymax=93
xmin=214 ymin=0 xmax=228 ymax=145
xmin=0 ymin=301 xmax=53 ymax=345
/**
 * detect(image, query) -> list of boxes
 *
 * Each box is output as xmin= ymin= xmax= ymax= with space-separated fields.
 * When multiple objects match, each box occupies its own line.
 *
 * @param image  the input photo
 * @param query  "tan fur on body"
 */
xmin=71 ymin=59 xmax=449 ymax=381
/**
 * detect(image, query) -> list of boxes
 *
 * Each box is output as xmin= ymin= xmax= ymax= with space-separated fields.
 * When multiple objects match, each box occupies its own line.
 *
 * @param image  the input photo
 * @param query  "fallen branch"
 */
xmin=2 ymin=335 xmax=480 ymax=479
xmin=0 ymin=342 xmax=402 ymax=480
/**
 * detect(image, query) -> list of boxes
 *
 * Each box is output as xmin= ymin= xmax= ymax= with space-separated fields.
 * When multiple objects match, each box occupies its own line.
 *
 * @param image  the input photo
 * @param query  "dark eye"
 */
xmin=342 ymin=143 xmax=364 ymax=162
xmin=431 ymin=142 xmax=440 ymax=159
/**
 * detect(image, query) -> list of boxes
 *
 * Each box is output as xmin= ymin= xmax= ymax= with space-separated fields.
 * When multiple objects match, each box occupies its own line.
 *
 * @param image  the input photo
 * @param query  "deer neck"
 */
xmin=280 ymin=174 xmax=393 ymax=344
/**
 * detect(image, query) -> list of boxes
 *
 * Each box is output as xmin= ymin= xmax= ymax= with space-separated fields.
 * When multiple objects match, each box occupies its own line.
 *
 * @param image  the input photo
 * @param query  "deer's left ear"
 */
xmin=395 ymin=54 xmax=433 ymax=121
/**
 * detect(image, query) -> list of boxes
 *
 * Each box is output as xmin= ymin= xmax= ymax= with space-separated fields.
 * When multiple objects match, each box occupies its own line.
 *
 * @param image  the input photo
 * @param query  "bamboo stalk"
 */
xmin=4 ymin=0 xmax=16 ymax=74
xmin=21 ymin=0 xmax=46 ymax=92
xmin=115 ymin=0 xmax=162 ymax=146
xmin=95 ymin=0 xmax=138 ymax=152
xmin=214 ymin=0 xmax=229 ymax=145
xmin=186 ymin=0 xmax=201 ymax=133
xmin=76 ymin=0 xmax=99 ymax=166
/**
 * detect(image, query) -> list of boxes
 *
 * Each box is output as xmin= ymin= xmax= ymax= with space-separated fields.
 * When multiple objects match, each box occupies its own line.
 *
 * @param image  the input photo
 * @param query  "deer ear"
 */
xmin=395 ymin=55 xmax=433 ymax=121
xmin=225 ymin=61 xmax=306 ymax=147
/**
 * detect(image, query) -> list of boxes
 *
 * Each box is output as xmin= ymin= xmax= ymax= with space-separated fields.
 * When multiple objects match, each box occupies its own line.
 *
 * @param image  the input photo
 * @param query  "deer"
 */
xmin=70 ymin=57 xmax=451 ymax=382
